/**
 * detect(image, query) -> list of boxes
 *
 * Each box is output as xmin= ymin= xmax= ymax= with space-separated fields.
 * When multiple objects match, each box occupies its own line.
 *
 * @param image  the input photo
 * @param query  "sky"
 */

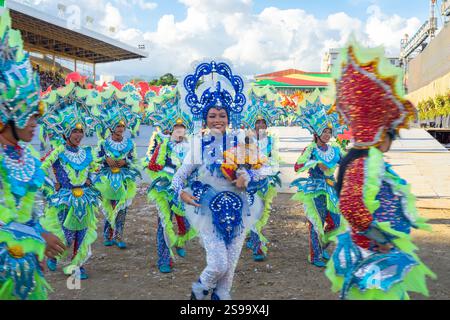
xmin=14 ymin=0 xmax=439 ymax=79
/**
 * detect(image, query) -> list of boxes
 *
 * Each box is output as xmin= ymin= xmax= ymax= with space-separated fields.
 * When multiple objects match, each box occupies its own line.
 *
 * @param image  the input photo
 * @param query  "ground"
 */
xmin=46 ymin=186 xmax=450 ymax=300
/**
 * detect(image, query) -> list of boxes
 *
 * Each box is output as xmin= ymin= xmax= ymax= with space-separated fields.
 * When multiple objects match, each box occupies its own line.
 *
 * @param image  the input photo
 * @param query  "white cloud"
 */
xmin=29 ymin=1 xmax=422 ymax=78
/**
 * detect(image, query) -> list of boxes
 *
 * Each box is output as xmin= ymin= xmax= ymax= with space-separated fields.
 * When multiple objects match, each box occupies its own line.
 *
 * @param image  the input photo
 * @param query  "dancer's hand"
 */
xmin=42 ymin=232 xmax=66 ymax=258
xmin=116 ymin=159 xmax=127 ymax=168
xmin=318 ymin=163 xmax=328 ymax=172
xmin=374 ymin=242 xmax=393 ymax=253
xmin=232 ymin=174 xmax=247 ymax=189
xmin=106 ymin=157 xmax=116 ymax=168
xmin=85 ymin=178 xmax=92 ymax=186
xmin=181 ymin=191 xmax=201 ymax=207
xmin=55 ymin=182 xmax=61 ymax=191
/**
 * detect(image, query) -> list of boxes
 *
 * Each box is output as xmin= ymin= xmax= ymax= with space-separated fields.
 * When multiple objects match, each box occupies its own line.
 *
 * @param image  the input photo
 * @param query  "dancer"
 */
xmin=94 ymin=90 xmax=141 ymax=249
xmin=0 ymin=9 xmax=65 ymax=299
xmin=290 ymin=89 xmax=346 ymax=268
xmin=40 ymin=105 xmax=100 ymax=280
xmin=171 ymin=61 xmax=270 ymax=300
xmin=243 ymin=86 xmax=282 ymax=261
xmin=144 ymin=92 xmax=194 ymax=273
xmin=326 ymin=41 xmax=436 ymax=299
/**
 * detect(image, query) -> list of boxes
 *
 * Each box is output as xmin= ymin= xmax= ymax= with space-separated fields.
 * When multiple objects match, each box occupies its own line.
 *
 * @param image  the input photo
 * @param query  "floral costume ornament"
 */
xmin=325 ymin=41 xmax=436 ymax=299
xmin=143 ymin=88 xmax=195 ymax=272
xmin=40 ymin=104 xmax=100 ymax=277
xmin=290 ymin=88 xmax=347 ymax=267
xmin=93 ymin=87 xmax=142 ymax=248
xmin=0 ymin=9 xmax=51 ymax=300
xmin=241 ymin=85 xmax=283 ymax=261
xmin=171 ymin=61 xmax=270 ymax=300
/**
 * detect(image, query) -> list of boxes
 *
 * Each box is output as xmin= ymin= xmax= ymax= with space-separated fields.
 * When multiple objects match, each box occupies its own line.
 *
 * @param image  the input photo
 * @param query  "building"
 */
xmin=321 ymin=48 xmax=400 ymax=73
xmin=254 ymin=69 xmax=332 ymax=95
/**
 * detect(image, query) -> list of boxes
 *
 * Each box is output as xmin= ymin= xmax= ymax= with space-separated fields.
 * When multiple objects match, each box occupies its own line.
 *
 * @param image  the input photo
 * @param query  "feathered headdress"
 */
xmin=0 ymin=9 xmax=44 ymax=131
xmin=333 ymin=40 xmax=416 ymax=148
xmin=294 ymin=88 xmax=346 ymax=137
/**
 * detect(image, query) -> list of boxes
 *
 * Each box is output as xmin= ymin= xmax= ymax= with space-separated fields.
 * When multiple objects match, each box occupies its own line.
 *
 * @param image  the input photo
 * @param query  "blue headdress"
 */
xmin=0 ymin=9 xmax=43 ymax=130
xmin=183 ymin=61 xmax=246 ymax=131
xmin=294 ymin=89 xmax=346 ymax=138
xmin=243 ymin=85 xmax=283 ymax=128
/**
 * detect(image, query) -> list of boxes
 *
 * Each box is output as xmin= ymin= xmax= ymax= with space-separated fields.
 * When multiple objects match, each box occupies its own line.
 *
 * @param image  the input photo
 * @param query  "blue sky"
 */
xmin=123 ymin=0 xmax=430 ymax=31
xmin=13 ymin=0 xmax=439 ymax=78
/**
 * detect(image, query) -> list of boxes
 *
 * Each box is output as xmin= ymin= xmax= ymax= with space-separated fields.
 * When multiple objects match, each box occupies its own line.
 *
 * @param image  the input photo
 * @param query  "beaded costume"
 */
xmin=93 ymin=85 xmax=142 ymax=249
xmin=143 ymin=88 xmax=195 ymax=272
xmin=171 ymin=61 xmax=270 ymax=300
xmin=290 ymin=89 xmax=346 ymax=267
xmin=0 ymin=9 xmax=51 ymax=299
xmin=40 ymin=97 xmax=100 ymax=278
xmin=242 ymin=86 xmax=282 ymax=261
xmin=325 ymin=41 xmax=436 ymax=299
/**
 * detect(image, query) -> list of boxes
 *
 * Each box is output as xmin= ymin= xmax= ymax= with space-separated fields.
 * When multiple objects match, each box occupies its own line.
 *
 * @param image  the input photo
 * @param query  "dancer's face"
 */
xmin=16 ymin=114 xmax=39 ymax=143
xmin=320 ymin=128 xmax=332 ymax=144
xmin=378 ymin=134 xmax=393 ymax=153
xmin=255 ymin=119 xmax=267 ymax=137
xmin=113 ymin=124 xmax=125 ymax=138
xmin=68 ymin=128 xmax=84 ymax=147
xmin=206 ymin=108 xmax=228 ymax=134
xmin=171 ymin=125 xmax=186 ymax=143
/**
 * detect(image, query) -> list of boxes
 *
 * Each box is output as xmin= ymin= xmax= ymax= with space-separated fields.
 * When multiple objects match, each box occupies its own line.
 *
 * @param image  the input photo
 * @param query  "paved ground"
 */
xmin=45 ymin=189 xmax=450 ymax=300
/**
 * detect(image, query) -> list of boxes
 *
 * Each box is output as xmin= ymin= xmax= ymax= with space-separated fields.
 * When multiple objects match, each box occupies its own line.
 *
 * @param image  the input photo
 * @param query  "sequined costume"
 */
xmin=96 ymin=136 xmax=140 ymax=247
xmin=242 ymin=86 xmax=283 ymax=261
xmin=0 ymin=9 xmax=52 ymax=299
xmin=143 ymin=89 xmax=195 ymax=272
xmin=290 ymin=89 xmax=346 ymax=266
xmin=171 ymin=61 xmax=270 ymax=300
xmin=40 ymin=105 xmax=100 ymax=277
xmin=144 ymin=131 xmax=194 ymax=271
xmin=325 ymin=41 xmax=436 ymax=299
xmin=93 ymin=85 xmax=142 ymax=248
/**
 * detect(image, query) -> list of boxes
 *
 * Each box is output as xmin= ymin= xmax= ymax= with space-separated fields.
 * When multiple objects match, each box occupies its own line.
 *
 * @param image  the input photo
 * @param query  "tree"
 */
xmin=149 ymin=73 xmax=178 ymax=86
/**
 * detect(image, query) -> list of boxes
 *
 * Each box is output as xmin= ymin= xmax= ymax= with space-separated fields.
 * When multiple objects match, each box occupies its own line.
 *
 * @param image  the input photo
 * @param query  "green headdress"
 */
xmin=144 ymin=87 xmax=193 ymax=134
xmin=294 ymin=88 xmax=346 ymax=138
xmin=243 ymin=85 xmax=283 ymax=128
xmin=40 ymin=82 xmax=100 ymax=145
xmin=0 ymin=9 xmax=43 ymax=131
xmin=93 ymin=86 xmax=141 ymax=138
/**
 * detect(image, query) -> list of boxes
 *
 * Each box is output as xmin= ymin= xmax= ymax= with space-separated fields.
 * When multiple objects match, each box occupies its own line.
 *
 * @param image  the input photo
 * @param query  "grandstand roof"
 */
xmin=7 ymin=0 xmax=147 ymax=64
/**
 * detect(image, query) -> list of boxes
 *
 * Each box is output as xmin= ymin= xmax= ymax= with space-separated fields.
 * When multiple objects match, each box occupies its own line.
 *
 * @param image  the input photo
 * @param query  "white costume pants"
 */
xmin=198 ymin=226 xmax=247 ymax=300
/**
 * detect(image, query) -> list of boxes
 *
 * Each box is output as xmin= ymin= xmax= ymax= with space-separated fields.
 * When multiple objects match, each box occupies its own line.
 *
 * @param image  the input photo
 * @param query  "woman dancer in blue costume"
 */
xmin=290 ymin=89 xmax=346 ymax=268
xmin=144 ymin=96 xmax=195 ymax=273
xmin=40 ymin=105 xmax=100 ymax=280
xmin=0 ymin=9 xmax=65 ymax=300
xmin=171 ymin=61 xmax=271 ymax=300
xmin=94 ymin=99 xmax=141 ymax=250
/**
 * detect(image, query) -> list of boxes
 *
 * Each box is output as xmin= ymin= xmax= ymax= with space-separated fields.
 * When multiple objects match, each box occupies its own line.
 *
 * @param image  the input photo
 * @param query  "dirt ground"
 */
xmin=45 ymin=185 xmax=450 ymax=300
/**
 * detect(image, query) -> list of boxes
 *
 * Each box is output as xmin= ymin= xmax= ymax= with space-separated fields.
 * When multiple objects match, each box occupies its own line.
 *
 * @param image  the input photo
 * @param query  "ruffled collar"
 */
xmin=59 ymin=144 xmax=92 ymax=171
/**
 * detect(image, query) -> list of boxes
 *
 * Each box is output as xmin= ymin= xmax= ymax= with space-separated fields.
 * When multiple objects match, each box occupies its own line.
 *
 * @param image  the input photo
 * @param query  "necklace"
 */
xmin=106 ymin=136 xmax=128 ymax=152
xmin=315 ymin=145 xmax=335 ymax=163
xmin=1 ymin=143 xmax=36 ymax=183
xmin=63 ymin=146 xmax=87 ymax=165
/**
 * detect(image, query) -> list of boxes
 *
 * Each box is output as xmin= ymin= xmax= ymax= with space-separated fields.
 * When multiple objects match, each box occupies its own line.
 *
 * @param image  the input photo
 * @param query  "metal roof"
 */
xmin=7 ymin=0 xmax=147 ymax=64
